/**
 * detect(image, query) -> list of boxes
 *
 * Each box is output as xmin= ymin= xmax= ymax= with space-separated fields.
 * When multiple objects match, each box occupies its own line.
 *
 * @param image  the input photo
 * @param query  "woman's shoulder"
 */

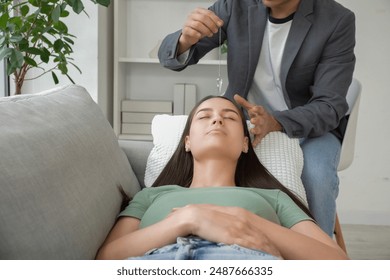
xmin=245 ymin=187 xmax=281 ymax=196
xmin=244 ymin=187 xmax=287 ymax=205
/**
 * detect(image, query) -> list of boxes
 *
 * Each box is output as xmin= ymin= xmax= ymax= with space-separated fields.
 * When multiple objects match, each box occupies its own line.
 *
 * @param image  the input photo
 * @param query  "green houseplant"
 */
xmin=0 ymin=0 xmax=111 ymax=94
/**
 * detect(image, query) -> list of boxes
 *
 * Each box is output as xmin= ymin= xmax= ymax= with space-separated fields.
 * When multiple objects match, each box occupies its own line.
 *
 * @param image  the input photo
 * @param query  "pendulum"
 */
xmin=216 ymin=27 xmax=223 ymax=95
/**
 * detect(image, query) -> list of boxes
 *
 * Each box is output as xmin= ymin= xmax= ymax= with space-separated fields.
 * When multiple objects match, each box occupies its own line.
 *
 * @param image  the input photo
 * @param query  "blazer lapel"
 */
xmin=246 ymin=3 xmax=267 ymax=96
xmin=281 ymin=0 xmax=314 ymax=103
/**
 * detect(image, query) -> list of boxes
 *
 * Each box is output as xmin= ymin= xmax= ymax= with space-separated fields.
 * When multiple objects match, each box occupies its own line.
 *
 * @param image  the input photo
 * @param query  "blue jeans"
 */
xmin=300 ymin=132 xmax=341 ymax=236
xmin=128 ymin=236 xmax=280 ymax=260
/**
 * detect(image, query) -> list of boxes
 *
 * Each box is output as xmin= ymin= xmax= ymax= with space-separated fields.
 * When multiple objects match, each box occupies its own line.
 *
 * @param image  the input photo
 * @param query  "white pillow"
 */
xmin=145 ymin=114 xmax=307 ymax=205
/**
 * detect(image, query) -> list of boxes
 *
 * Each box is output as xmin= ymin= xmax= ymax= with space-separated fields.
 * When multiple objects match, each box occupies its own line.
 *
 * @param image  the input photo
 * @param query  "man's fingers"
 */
xmin=195 ymin=8 xmax=223 ymax=28
xmin=233 ymin=94 xmax=268 ymax=147
xmin=189 ymin=8 xmax=223 ymax=36
xmin=234 ymin=94 xmax=266 ymax=116
xmin=234 ymin=94 xmax=255 ymax=110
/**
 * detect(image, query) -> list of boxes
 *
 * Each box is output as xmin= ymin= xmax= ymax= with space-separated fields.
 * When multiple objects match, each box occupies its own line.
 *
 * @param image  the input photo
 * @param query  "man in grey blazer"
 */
xmin=158 ymin=0 xmax=355 ymax=237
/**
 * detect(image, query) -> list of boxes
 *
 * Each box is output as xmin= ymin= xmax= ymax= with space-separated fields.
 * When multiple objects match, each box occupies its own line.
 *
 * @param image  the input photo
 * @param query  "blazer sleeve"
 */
xmin=158 ymin=30 xmax=188 ymax=71
xmin=158 ymin=0 xmax=231 ymax=71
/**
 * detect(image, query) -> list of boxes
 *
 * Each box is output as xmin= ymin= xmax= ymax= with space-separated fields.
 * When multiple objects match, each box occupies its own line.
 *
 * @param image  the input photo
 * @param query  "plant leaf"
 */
xmin=53 ymin=39 xmax=64 ymax=52
xmin=26 ymin=47 xmax=43 ymax=56
xmin=9 ymin=35 xmax=24 ymax=43
xmin=58 ymin=62 xmax=68 ymax=74
xmin=0 ymin=48 xmax=12 ymax=60
xmin=53 ymin=21 xmax=68 ymax=34
xmin=9 ymin=17 xmax=23 ymax=29
xmin=52 ymin=71 xmax=59 ymax=84
xmin=51 ymin=5 xmax=61 ymax=23
xmin=95 ymin=0 xmax=111 ymax=7
xmin=40 ymin=51 xmax=50 ymax=63
xmin=60 ymin=10 xmax=70 ymax=18
xmin=0 ymin=12 xmax=9 ymax=29
xmin=10 ymin=49 xmax=24 ymax=69
xmin=0 ymin=36 xmax=6 ymax=46
xmin=24 ymin=56 xmax=38 ymax=67
xmin=20 ymin=5 xmax=30 ymax=17
xmin=69 ymin=61 xmax=82 ymax=74
xmin=63 ymin=36 xmax=74 ymax=45
xmin=28 ymin=0 xmax=40 ymax=8
xmin=71 ymin=0 xmax=84 ymax=14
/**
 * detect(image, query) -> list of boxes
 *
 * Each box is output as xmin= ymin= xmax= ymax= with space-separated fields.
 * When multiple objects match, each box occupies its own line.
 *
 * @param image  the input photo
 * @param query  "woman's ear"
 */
xmin=185 ymin=136 xmax=191 ymax=152
xmin=243 ymin=136 xmax=249 ymax=153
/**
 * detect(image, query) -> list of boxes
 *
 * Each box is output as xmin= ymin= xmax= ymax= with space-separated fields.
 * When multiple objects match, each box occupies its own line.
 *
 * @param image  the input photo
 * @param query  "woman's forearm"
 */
xmin=96 ymin=215 xmax=191 ymax=260
xmin=250 ymin=215 xmax=348 ymax=260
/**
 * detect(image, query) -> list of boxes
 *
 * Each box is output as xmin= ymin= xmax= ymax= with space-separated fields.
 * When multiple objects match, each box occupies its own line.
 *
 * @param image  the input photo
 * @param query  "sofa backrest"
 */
xmin=0 ymin=85 xmax=141 ymax=259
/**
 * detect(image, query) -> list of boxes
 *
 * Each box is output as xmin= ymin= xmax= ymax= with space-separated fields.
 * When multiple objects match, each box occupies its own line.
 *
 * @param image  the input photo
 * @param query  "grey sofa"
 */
xmin=0 ymin=85 xmax=151 ymax=259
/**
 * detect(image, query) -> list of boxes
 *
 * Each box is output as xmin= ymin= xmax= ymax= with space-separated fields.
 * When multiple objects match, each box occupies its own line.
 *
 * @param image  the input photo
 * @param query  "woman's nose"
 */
xmin=212 ymin=115 xmax=223 ymax=125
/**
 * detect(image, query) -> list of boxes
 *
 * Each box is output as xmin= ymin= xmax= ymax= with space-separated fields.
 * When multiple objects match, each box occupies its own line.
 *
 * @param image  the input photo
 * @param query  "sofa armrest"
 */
xmin=119 ymin=140 xmax=153 ymax=188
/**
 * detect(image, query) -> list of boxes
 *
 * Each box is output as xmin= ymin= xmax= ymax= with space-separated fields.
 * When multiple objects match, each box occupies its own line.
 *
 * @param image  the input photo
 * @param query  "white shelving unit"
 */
xmin=113 ymin=0 xmax=228 ymax=139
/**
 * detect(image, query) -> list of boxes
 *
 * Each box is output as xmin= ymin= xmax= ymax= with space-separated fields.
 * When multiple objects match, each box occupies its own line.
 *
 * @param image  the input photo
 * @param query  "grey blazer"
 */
xmin=158 ymin=0 xmax=356 ymax=140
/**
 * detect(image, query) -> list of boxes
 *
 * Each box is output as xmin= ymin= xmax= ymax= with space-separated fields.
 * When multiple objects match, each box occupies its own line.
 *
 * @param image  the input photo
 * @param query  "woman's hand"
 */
xmin=234 ymin=94 xmax=283 ymax=147
xmin=178 ymin=8 xmax=223 ymax=55
xmin=169 ymin=204 xmax=282 ymax=258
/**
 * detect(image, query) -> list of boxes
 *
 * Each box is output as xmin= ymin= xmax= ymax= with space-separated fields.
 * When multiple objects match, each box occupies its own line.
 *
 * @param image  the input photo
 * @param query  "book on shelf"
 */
xmin=118 ymin=134 xmax=153 ymax=141
xmin=121 ymin=100 xmax=172 ymax=113
xmin=121 ymin=123 xmax=152 ymax=135
xmin=122 ymin=112 xmax=164 ymax=124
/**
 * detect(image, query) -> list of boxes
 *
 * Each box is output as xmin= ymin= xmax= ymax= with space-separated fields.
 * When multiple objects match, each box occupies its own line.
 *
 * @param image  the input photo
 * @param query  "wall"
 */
xmin=336 ymin=0 xmax=390 ymax=225
xmin=10 ymin=2 xmax=99 ymax=101
xmin=14 ymin=0 xmax=390 ymax=226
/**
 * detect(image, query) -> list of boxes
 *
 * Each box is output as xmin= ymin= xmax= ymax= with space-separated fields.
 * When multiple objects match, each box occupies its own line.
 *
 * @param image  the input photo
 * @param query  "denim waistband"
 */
xmin=176 ymin=236 xmax=214 ymax=247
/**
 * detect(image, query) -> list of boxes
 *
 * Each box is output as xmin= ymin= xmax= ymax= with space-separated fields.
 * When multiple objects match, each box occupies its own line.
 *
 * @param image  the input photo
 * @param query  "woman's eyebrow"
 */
xmin=195 ymin=108 xmax=239 ymax=115
xmin=195 ymin=108 xmax=212 ymax=115
xmin=222 ymin=108 xmax=240 ymax=115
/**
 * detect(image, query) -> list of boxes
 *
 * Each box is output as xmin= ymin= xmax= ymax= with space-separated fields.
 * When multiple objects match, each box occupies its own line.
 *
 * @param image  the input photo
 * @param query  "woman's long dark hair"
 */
xmin=151 ymin=95 xmax=313 ymax=218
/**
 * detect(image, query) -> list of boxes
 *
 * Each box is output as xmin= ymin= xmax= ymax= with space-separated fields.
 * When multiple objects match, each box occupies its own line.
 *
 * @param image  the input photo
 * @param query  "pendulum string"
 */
xmin=216 ymin=27 xmax=223 ymax=95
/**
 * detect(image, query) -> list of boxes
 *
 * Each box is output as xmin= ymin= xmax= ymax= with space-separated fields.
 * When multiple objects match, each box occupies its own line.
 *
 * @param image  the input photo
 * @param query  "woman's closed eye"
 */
xmin=198 ymin=114 xmax=211 ymax=120
xmin=197 ymin=115 xmax=237 ymax=121
xmin=223 ymin=114 xmax=238 ymax=121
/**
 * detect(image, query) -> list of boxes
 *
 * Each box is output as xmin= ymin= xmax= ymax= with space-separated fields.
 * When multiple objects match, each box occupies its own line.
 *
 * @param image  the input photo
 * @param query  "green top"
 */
xmin=119 ymin=185 xmax=312 ymax=229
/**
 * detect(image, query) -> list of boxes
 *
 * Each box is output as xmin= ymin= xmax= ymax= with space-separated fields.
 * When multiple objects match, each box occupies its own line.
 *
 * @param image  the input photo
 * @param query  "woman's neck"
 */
xmin=190 ymin=159 xmax=237 ymax=188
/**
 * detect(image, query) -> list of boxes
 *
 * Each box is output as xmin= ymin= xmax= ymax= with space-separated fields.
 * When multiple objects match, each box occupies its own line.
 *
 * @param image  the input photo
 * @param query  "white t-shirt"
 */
xmin=248 ymin=15 xmax=294 ymax=112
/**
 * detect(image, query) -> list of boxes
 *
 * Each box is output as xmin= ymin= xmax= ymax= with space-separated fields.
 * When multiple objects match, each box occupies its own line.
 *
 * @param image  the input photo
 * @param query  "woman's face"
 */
xmin=185 ymin=98 xmax=248 ymax=161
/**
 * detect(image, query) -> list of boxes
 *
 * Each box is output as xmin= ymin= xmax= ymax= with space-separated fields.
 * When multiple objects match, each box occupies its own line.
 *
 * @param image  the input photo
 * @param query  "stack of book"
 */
xmin=120 ymin=84 xmax=197 ymax=141
xmin=121 ymin=100 xmax=173 ymax=140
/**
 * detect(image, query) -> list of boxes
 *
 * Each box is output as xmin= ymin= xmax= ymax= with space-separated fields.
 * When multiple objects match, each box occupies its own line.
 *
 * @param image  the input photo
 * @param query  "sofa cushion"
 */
xmin=0 ymin=85 xmax=140 ymax=259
